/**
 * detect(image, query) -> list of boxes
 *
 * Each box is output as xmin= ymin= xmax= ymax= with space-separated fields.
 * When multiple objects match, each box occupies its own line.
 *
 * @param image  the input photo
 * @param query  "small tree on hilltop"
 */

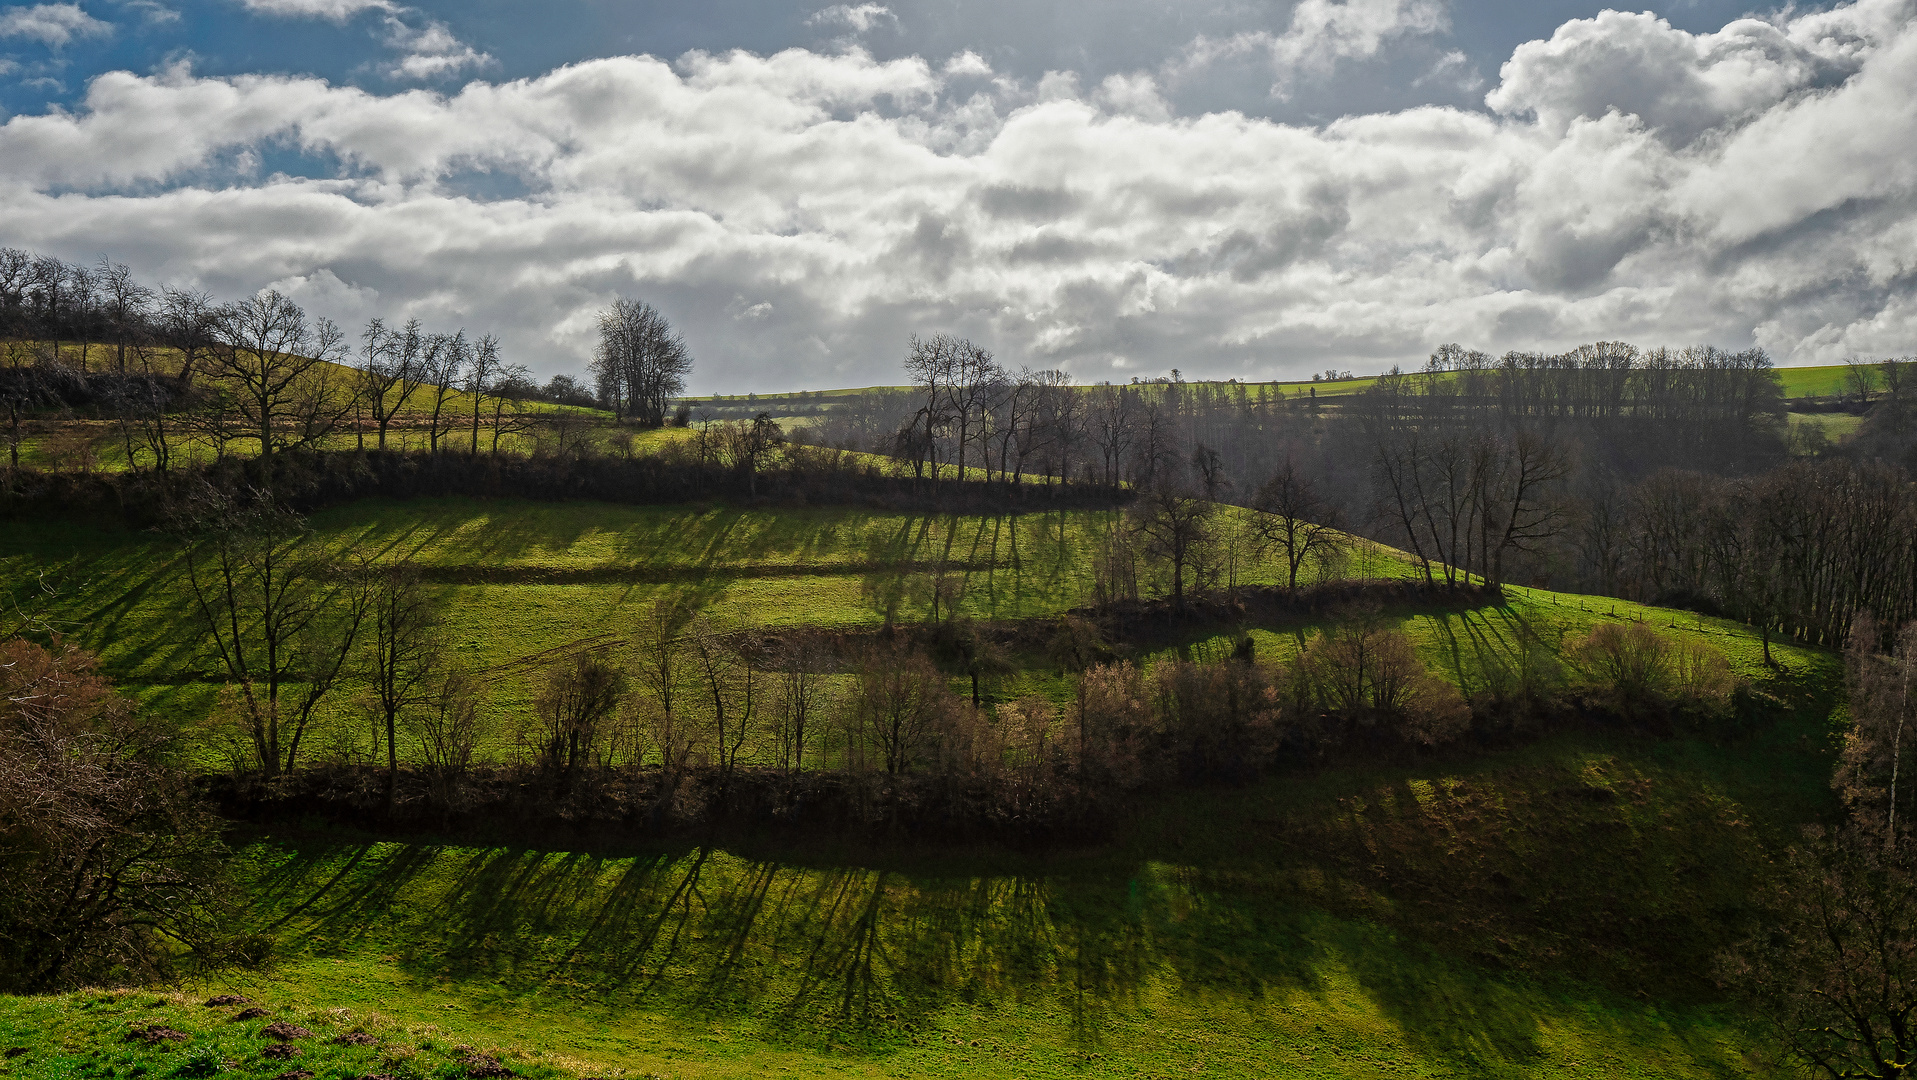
xmin=591 ymin=298 xmax=692 ymax=427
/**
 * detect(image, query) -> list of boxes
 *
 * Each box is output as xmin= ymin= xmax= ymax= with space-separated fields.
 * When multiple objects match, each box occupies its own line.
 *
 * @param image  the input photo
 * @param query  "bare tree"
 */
xmin=1252 ymin=457 xmax=1347 ymax=590
xmin=1129 ymin=484 xmax=1216 ymax=604
xmin=486 ymin=363 xmax=536 ymax=454
xmin=591 ymin=298 xmax=692 ymax=426
xmin=632 ymin=599 xmax=694 ymax=772
xmin=527 ymin=651 xmax=626 ymax=785
xmin=95 ymin=259 xmax=153 ymax=376
xmin=771 ymin=637 xmax=831 ymax=773
xmin=1730 ymin=825 xmax=1917 ymax=1080
xmin=853 ymin=639 xmax=950 ymax=773
xmin=356 ymin=318 xmax=425 ymax=451
xmin=174 ymin=489 xmax=370 ymax=775
xmin=464 ymin=334 xmax=502 ymax=455
xmin=363 ymin=562 xmax=443 ymax=805
xmin=721 ymin=412 xmax=784 ymax=496
xmin=206 ymin=291 xmax=351 ymax=461
xmin=902 ymin=333 xmax=960 ymax=482
xmin=0 ymin=639 xmax=231 ymax=992
xmin=686 ymin=616 xmax=761 ymax=783
xmin=159 ymin=286 xmax=218 ymax=383
xmin=413 ymin=669 xmax=484 ymax=805
xmin=422 ymin=330 xmax=468 ymax=453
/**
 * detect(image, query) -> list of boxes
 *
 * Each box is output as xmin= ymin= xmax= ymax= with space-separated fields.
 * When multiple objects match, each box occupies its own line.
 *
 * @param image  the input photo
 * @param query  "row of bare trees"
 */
xmin=2 ymin=249 xmax=652 ymax=474
xmin=1575 ymin=458 xmax=1917 ymax=654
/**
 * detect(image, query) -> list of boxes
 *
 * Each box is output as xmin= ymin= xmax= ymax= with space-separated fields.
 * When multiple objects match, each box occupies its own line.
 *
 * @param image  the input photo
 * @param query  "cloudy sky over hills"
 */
xmin=1 ymin=0 xmax=1912 ymax=390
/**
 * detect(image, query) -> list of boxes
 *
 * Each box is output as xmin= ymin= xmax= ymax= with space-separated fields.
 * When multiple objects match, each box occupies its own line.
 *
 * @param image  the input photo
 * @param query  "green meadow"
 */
xmin=0 ymin=496 xmax=1810 ymax=749
xmin=0 ymin=494 xmax=1845 ymax=1076
xmin=1 ymin=694 xmax=1831 ymax=1078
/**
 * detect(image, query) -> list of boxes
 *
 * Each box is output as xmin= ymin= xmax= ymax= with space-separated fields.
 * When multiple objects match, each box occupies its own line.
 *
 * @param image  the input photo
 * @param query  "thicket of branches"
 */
xmin=0 ymin=639 xmax=234 ymax=991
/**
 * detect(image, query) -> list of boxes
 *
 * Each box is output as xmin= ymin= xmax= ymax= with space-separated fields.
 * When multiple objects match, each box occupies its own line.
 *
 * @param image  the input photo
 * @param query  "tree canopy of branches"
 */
xmin=591 ymin=298 xmax=691 ymax=427
xmin=172 ymin=487 xmax=370 ymax=776
xmin=206 ymin=291 xmax=350 ymax=461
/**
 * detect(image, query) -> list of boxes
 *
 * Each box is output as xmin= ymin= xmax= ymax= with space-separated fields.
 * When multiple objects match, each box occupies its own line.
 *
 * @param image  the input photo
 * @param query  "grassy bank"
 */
xmin=58 ymin=695 xmax=1832 ymax=1079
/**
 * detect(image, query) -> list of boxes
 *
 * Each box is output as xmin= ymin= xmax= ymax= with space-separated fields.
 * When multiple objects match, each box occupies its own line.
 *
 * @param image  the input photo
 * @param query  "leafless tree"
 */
xmin=486 ymin=363 xmax=537 ymax=454
xmin=720 ymin=412 xmax=784 ymax=496
xmin=464 ymin=334 xmax=502 ymax=455
xmin=632 ymin=599 xmax=694 ymax=772
xmin=363 ymin=562 xmax=443 ymax=804
xmin=853 ymin=639 xmax=951 ymax=773
xmin=1129 ymin=484 xmax=1216 ymax=604
xmin=1252 ymin=457 xmax=1347 ymax=590
xmin=686 ymin=616 xmax=761 ymax=782
xmin=770 ymin=637 xmax=831 ymax=773
xmin=356 ymin=318 xmax=425 ymax=451
xmin=528 ymin=650 xmax=626 ymax=784
xmin=0 ymin=639 xmax=231 ymax=992
xmin=422 ymin=330 xmax=468 ymax=453
xmin=413 ymin=669 xmax=484 ymax=804
xmin=206 ymin=291 xmax=351 ymax=460
xmin=173 ymin=488 xmax=370 ymax=775
xmin=592 ymin=298 xmax=692 ymax=426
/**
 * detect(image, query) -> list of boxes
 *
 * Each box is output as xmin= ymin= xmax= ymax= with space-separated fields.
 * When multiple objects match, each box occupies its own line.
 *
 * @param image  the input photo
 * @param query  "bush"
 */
xmin=1299 ymin=624 xmax=1470 ymax=747
xmin=1568 ymin=622 xmax=1735 ymax=723
xmin=0 ymin=639 xmax=232 ymax=991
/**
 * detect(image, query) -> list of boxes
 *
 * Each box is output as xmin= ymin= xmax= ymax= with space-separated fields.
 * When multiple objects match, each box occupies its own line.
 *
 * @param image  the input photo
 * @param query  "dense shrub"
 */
xmin=1567 ymin=621 xmax=1736 ymax=724
xmin=1299 ymin=624 xmax=1472 ymax=746
xmin=0 ymin=639 xmax=233 ymax=990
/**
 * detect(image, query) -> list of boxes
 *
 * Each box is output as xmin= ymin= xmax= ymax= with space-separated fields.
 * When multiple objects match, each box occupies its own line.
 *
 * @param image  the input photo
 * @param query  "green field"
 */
xmin=0 ymin=495 xmax=1845 ymax=1076
xmin=0 ymin=700 xmax=1833 ymax=1078
xmin=0 ymin=497 xmax=1813 ymax=752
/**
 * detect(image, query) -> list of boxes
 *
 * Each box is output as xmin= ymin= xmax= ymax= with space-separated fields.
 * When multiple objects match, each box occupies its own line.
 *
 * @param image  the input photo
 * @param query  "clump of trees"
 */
xmin=589 ymin=298 xmax=692 ymax=428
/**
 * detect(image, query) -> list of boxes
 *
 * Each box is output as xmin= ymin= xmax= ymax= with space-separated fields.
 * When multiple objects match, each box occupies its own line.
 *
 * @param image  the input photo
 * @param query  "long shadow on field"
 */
xmin=236 ymin=832 xmax=1607 ymax=1062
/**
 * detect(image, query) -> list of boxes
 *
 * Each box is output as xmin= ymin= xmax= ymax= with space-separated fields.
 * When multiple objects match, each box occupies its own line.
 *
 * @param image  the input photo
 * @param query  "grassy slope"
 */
xmin=0 ymin=496 xmax=1843 ymax=1077
xmin=42 ymin=674 xmax=1827 ymax=1080
xmin=0 ymin=498 xmax=1415 ymax=732
xmin=0 ymin=990 xmax=575 ymax=1080
xmin=0 ymin=498 xmax=1809 ymax=751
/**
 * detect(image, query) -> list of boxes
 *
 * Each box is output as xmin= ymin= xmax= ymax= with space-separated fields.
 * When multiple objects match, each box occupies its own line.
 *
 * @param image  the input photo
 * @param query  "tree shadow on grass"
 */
xmin=228 ymin=831 xmax=1715 ymax=1068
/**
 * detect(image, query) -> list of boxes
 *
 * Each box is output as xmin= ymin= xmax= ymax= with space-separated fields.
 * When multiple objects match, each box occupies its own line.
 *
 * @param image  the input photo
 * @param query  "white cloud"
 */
xmin=1486 ymin=3 xmax=1898 ymax=143
xmin=2 ymin=0 xmax=1915 ymax=389
xmin=1174 ymin=0 xmax=1448 ymax=97
xmin=381 ymin=15 xmax=490 ymax=80
xmin=806 ymin=4 xmax=897 ymax=35
xmin=233 ymin=0 xmax=486 ymax=80
xmin=235 ymin=0 xmax=396 ymax=20
xmin=114 ymin=0 xmax=178 ymax=24
xmin=0 ymin=3 xmax=110 ymax=47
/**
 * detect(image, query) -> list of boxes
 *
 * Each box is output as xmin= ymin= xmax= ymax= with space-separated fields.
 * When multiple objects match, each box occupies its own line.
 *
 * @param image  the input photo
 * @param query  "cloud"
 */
xmin=121 ymin=0 xmax=179 ymax=24
xmin=235 ymin=0 xmax=396 ymax=20
xmin=1174 ymin=0 xmax=1449 ymax=97
xmin=0 ymin=3 xmax=111 ymax=47
xmin=381 ymin=15 xmax=491 ymax=80
xmin=2 ymin=1 xmax=1915 ymax=389
xmin=806 ymin=4 xmax=897 ymax=35
xmin=233 ymin=0 xmax=486 ymax=80
xmin=1486 ymin=3 xmax=1898 ymax=143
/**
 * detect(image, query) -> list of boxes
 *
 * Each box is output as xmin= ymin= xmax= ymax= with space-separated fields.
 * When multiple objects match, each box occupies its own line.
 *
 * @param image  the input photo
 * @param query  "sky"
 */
xmin=1 ymin=0 xmax=1913 ymax=391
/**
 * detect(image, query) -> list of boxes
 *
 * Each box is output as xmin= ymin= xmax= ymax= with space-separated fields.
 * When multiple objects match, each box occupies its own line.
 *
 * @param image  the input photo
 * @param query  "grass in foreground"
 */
xmin=0 ymin=989 xmax=573 ymax=1080
xmin=132 ymin=693 xmax=1832 ymax=1080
